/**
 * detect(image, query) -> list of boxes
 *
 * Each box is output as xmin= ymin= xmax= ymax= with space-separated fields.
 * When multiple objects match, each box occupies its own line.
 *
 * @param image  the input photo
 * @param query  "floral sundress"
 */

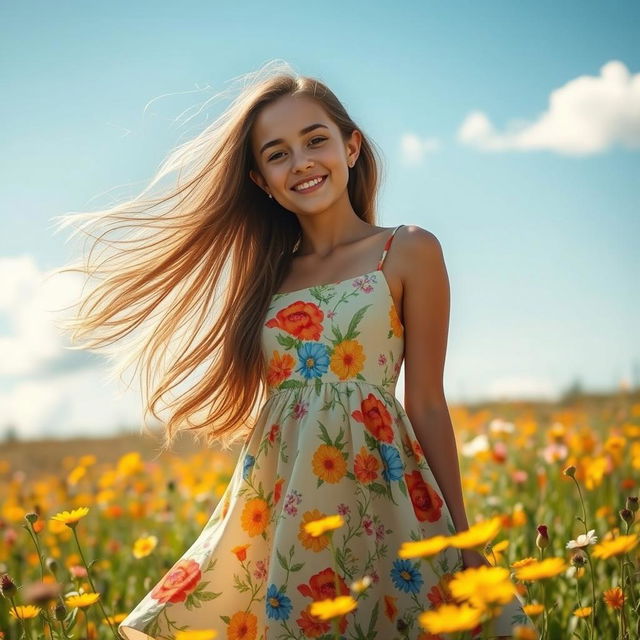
xmin=118 ymin=224 xmax=535 ymax=640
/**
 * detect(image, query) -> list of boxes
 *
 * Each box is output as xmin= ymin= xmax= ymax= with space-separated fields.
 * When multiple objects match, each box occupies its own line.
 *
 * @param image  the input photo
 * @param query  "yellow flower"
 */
xmin=50 ymin=507 xmax=90 ymax=528
xmin=447 ymin=516 xmax=502 ymax=549
xmin=175 ymin=631 xmax=218 ymax=640
xmin=418 ymin=603 xmax=484 ymax=633
xmin=65 ymin=592 xmax=101 ymax=608
xmin=312 ymin=445 xmax=347 ymax=484
xmin=350 ymin=575 xmax=372 ymax=593
xmin=309 ymin=595 xmax=357 ymax=620
xmin=523 ymin=602 xmax=545 ymax=617
xmin=398 ymin=535 xmax=450 ymax=558
xmin=117 ymin=452 xmax=145 ymax=476
xmin=133 ymin=535 xmax=158 ymax=558
xmin=240 ymin=498 xmax=270 ymax=537
xmin=514 ymin=557 xmax=568 ymax=581
xmin=9 ymin=605 xmax=41 ymax=620
xmin=330 ymin=339 xmax=365 ymax=380
xmin=304 ymin=514 xmax=344 ymax=538
xmin=573 ymin=606 xmax=592 ymax=618
xmin=592 ymin=534 xmax=638 ymax=559
xmin=448 ymin=566 xmax=517 ymax=608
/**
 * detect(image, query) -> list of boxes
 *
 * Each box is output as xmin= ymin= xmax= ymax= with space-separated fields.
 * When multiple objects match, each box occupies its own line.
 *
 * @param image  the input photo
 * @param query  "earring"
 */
xmin=268 ymin=192 xmax=273 ymax=199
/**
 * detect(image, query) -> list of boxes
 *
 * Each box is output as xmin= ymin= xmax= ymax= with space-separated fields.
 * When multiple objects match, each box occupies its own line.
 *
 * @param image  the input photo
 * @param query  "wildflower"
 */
xmin=9 ymin=605 xmax=41 ymax=620
xmin=418 ymin=603 xmax=484 ymax=633
xmin=573 ymin=606 xmax=592 ymax=618
xmin=303 ymin=514 xmax=344 ymax=538
xmin=133 ymin=535 xmax=158 ymax=559
xmin=592 ymin=533 xmax=638 ymax=559
xmin=535 ymin=524 xmax=549 ymax=550
xmin=50 ymin=507 xmax=90 ymax=529
xmin=447 ymin=517 xmax=502 ymax=549
xmin=175 ymin=631 xmax=218 ymax=640
xmin=514 ymin=557 xmax=568 ymax=581
xmin=603 ymin=586 xmax=624 ymax=609
xmin=398 ymin=535 xmax=450 ymax=559
xmin=447 ymin=566 xmax=517 ymax=609
xmin=566 ymin=529 xmax=598 ymax=549
xmin=0 ymin=573 xmax=17 ymax=598
xmin=309 ymin=595 xmax=357 ymax=619
xmin=350 ymin=575 xmax=372 ymax=593
xmin=619 ymin=508 xmax=633 ymax=524
xmin=563 ymin=465 xmax=576 ymax=478
xmin=65 ymin=592 xmax=101 ymax=608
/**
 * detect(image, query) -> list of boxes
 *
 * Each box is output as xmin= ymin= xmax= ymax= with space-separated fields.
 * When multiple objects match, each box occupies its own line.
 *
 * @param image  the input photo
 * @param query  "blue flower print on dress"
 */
xmin=390 ymin=558 xmax=424 ymax=594
xmin=379 ymin=443 xmax=404 ymax=482
xmin=265 ymin=583 xmax=293 ymax=621
xmin=242 ymin=453 xmax=255 ymax=481
xmin=295 ymin=341 xmax=330 ymax=379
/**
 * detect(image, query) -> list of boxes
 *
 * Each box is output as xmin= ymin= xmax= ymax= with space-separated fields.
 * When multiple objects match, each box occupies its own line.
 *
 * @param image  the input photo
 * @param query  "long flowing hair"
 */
xmin=50 ymin=59 xmax=384 ymax=453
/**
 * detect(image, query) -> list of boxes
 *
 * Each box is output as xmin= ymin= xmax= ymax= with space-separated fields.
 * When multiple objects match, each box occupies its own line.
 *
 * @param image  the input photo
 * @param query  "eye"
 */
xmin=267 ymin=136 xmax=327 ymax=162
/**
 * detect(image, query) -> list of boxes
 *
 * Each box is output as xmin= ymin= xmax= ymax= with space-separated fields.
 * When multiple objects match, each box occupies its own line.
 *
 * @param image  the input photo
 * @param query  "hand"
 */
xmin=461 ymin=548 xmax=492 ymax=569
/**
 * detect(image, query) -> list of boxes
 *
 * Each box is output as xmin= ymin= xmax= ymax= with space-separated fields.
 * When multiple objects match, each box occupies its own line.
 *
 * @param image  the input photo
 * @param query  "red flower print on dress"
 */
xmin=351 ymin=393 xmax=394 ymax=443
xmin=404 ymin=470 xmax=443 ymax=522
xmin=150 ymin=558 xmax=202 ymax=604
xmin=296 ymin=567 xmax=350 ymax=634
xmin=265 ymin=300 xmax=324 ymax=341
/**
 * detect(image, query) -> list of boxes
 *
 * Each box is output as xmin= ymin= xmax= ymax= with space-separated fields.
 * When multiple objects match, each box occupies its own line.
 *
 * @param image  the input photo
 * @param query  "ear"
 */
xmin=249 ymin=168 xmax=267 ymax=192
xmin=345 ymin=129 xmax=362 ymax=165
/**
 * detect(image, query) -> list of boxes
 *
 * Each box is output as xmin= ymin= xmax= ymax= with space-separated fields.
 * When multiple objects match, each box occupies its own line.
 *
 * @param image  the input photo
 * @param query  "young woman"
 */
xmin=55 ymin=61 xmax=535 ymax=639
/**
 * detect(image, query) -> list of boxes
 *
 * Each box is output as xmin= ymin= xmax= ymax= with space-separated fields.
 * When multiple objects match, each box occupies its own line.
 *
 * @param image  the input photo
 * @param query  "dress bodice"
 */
xmin=261 ymin=226 xmax=405 ymax=399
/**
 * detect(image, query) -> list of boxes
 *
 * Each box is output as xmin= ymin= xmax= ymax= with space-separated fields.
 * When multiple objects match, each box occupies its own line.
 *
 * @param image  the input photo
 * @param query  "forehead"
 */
xmin=251 ymin=95 xmax=332 ymax=148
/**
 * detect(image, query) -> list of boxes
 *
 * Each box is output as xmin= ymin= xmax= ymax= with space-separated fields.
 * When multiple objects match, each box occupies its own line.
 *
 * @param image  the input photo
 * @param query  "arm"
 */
xmin=400 ymin=227 xmax=471 ymax=536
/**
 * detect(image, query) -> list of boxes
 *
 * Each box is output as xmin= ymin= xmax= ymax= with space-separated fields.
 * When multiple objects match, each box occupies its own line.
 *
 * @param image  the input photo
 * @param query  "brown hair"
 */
xmin=49 ymin=59 xmax=384 ymax=454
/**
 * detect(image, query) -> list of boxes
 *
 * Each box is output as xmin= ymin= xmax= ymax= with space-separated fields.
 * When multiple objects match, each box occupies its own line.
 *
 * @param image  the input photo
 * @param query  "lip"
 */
xmin=290 ymin=174 xmax=328 ymax=192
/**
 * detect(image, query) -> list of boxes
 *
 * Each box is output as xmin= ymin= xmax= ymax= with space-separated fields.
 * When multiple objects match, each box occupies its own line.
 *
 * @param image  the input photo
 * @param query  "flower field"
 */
xmin=1 ymin=391 xmax=639 ymax=640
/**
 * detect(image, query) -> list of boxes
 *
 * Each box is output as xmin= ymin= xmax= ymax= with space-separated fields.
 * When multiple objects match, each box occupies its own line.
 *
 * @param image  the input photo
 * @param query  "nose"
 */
xmin=291 ymin=151 xmax=314 ymax=173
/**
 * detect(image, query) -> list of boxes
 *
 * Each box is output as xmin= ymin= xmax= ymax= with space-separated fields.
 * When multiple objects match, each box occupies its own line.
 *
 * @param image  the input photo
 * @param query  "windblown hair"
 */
xmin=50 ymin=59 xmax=384 ymax=454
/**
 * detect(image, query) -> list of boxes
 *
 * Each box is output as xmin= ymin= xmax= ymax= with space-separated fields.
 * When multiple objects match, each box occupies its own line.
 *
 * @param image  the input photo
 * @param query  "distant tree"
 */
xmin=2 ymin=423 xmax=19 ymax=442
xmin=560 ymin=376 xmax=584 ymax=404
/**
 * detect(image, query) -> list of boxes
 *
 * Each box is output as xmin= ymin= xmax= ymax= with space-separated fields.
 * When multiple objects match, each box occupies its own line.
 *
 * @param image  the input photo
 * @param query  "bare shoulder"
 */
xmin=393 ymin=224 xmax=445 ymax=277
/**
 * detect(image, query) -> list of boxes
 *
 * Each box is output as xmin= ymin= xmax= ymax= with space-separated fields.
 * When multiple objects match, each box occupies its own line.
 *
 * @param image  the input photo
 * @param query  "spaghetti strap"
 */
xmin=376 ymin=224 xmax=404 ymax=270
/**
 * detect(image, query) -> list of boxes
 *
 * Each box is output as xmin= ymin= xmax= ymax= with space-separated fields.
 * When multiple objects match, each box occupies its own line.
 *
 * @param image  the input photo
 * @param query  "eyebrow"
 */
xmin=259 ymin=123 xmax=329 ymax=156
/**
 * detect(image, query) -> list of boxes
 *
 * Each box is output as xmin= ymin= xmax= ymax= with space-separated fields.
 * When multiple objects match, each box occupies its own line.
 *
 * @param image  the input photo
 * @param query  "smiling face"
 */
xmin=249 ymin=94 xmax=361 ymax=216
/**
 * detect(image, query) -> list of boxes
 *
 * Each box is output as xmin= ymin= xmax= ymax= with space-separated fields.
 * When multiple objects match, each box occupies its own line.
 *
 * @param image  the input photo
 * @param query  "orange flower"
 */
xmin=265 ymin=301 xmax=324 ymax=341
xmin=330 ymin=339 xmax=365 ymax=380
xmin=227 ymin=610 xmax=257 ymax=640
xmin=240 ymin=498 xmax=270 ymax=537
xmin=354 ymin=446 xmax=380 ymax=484
xmin=266 ymin=352 xmax=296 ymax=388
xmin=389 ymin=303 xmax=403 ymax=337
xmin=298 ymin=510 xmax=331 ymax=552
xmin=312 ymin=445 xmax=347 ymax=484
xmin=603 ymin=586 xmax=624 ymax=609
xmin=231 ymin=544 xmax=250 ymax=562
xmin=383 ymin=594 xmax=398 ymax=621
xmin=404 ymin=470 xmax=443 ymax=522
xmin=351 ymin=393 xmax=394 ymax=443
xmin=273 ymin=477 xmax=285 ymax=504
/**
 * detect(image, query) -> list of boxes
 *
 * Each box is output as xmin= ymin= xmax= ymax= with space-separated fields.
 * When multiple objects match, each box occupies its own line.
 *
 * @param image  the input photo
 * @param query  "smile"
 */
xmin=291 ymin=175 xmax=327 ymax=194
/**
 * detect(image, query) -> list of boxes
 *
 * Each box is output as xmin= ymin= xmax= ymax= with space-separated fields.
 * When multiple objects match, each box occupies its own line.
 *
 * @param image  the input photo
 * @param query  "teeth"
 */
xmin=294 ymin=176 xmax=324 ymax=191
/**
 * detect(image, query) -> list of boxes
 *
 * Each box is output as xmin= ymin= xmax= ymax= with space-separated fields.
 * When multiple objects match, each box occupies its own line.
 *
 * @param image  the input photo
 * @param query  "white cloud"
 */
xmin=457 ymin=60 xmax=640 ymax=155
xmin=0 ymin=368 xmax=145 ymax=440
xmin=0 ymin=255 xmax=146 ymax=440
xmin=400 ymin=133 xmax=441 ymax=165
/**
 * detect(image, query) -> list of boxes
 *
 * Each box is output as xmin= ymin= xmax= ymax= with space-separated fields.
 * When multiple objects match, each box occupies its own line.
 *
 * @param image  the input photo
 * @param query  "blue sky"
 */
xmin=1 ymin=1 xmax=638 ymax=440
